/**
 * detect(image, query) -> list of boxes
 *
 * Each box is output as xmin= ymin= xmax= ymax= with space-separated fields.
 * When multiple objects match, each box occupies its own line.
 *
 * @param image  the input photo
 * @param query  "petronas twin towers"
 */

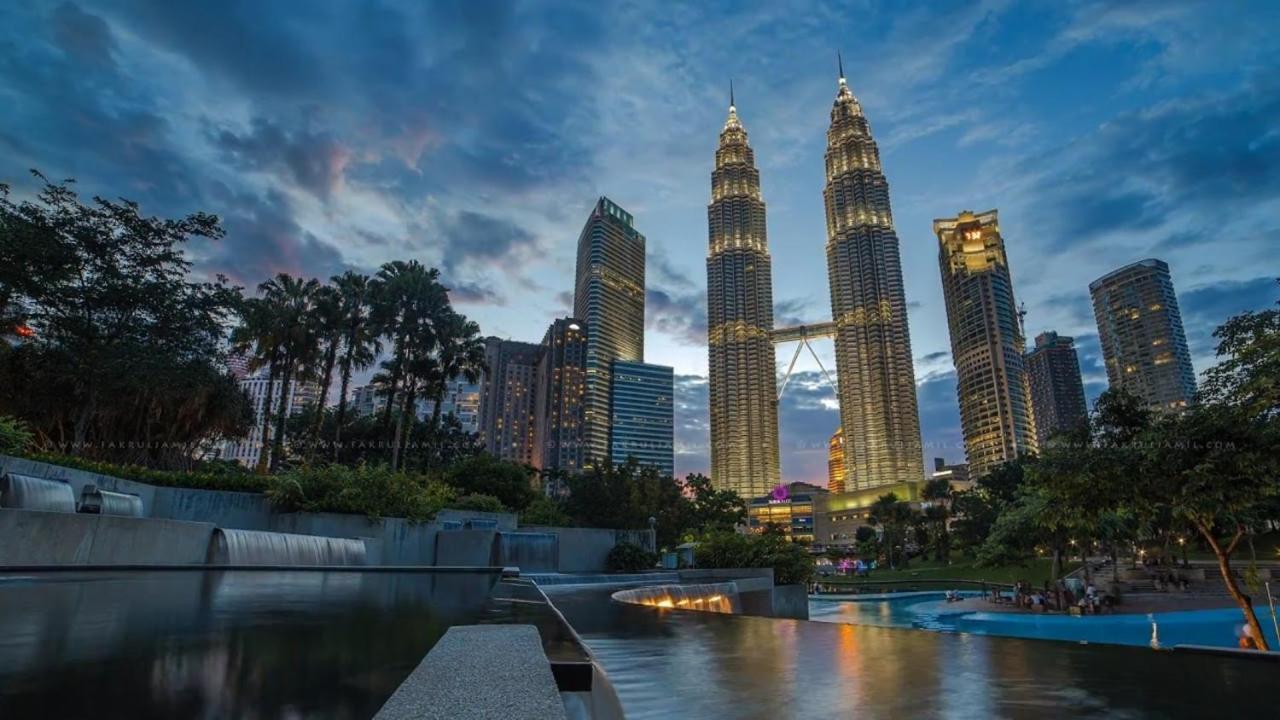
xmin=707 ymin=65 xmax=923 ymax=499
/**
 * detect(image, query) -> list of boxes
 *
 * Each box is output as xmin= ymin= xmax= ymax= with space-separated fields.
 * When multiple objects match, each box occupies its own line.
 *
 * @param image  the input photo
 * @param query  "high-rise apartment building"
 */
xmin=1089 ymin=259 xmax=1196 ymax=413
xmin=827 ymin=428 xmax=846 ymax=493
xmin=573 ymin=197 xmax=646 ymax=468
xmin=706 ymin=91 xmax=782 ymax=499
xmin=609 ymin=360 xmax=674 ymax=477
xmin=479 ymin=337 xmax=540 ymax=464
xmin=1025 ymin=331 xmax=1088 ymax=445
xmin=935 ymin=209 xmax=1037 ymax=478
xmin=533 ymin=318 xmax=588 ymax=473
xmin=219 ymin=363 xmax=320 ymax=467
xmin=824 ymin=63 xmax=923 ymax=490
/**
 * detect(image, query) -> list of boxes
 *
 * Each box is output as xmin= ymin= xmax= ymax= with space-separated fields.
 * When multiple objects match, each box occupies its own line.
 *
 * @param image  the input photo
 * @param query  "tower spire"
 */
xmin=838 ymin=51 xmax=845 ymax=82
xmin=730 ymin=78 xmax=735 ymax=109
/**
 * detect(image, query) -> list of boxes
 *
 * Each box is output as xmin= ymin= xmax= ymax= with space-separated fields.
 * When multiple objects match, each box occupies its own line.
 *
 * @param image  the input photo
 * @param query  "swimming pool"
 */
xmin=809 ymin=592 xmax=1280 ymax=649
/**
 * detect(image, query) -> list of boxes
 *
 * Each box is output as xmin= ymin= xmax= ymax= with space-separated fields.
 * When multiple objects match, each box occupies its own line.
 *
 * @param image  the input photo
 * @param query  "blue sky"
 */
xmin=2 ymin=1 xmax=1277 ymax=485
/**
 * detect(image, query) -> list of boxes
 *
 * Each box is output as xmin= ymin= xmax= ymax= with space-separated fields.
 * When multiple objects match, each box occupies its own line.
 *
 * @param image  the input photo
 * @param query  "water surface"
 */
xmin=0 ymin=569 xmax=494 ymax=719
xmin=549 ymin=585 xmax=1277 ymax=719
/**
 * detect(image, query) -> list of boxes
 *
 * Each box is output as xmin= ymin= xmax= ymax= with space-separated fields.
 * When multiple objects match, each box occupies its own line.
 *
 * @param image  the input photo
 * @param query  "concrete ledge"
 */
xmin=0 ymin=508 xmax=215 ymax=565
xmin=375 ymin=625 xmax=567 ymax=720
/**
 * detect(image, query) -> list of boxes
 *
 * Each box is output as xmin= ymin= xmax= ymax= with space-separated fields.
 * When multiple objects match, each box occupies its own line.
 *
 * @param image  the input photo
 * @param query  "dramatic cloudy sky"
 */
xmin=3 ymin=1 xmax=1277 ymax=484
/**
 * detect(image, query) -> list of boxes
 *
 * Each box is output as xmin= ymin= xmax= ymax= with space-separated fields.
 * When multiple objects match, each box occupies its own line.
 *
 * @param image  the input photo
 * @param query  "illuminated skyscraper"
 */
xmin=934 ymin=209 xmax=1037 ymax=477
xmin=706 ymin=88 xmax=782 ymax=499
xmin=1025 ymin=331 xmax=1088 ymax=445
xmin=1089 ymin=258 xmax=1196 ymax=413
xmin=479 ymin=337 xmax=540 ymax=464
xmin=533 ymin=317 xmax=587 ymax=473
xmin=824 ymin=61 xmax=923 ymax=490
xmin=574 ymin=197 xmax=646 ymax=467
xmin=827 ymin=428 xmax=846 ymax=493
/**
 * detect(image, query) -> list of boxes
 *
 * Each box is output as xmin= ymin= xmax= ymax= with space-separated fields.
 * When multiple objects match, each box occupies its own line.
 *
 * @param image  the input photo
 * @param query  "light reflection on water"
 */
xmin=548 ymin=586 xmax=1277 ymax=719
xmin=0 ymin=570 xmax=493 ymax=719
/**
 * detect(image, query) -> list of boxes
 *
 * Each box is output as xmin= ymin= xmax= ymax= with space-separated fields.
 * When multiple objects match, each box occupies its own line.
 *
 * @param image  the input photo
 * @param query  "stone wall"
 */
xmin=0 ymin=508 xmax=215 ymax=565
xmin=0 ymin=455 xmax=650 ymax=571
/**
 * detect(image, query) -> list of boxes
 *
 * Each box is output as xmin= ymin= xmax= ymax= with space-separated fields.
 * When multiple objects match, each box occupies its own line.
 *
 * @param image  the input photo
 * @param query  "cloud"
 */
xmin=50 ymin=2 xmax=115 ymax=66
xmin=434 ymin=209 xmax=543 ymax=277
xmin=647 ymin=286 xmax=708 ymax=347
xmin=200 ymin=187 xmax=348 ymax=286
xmin=445 ymin=279 xmax=503 ymax=306
xmin=1179 ymin=275 xmax=1278 ymax=360
xmin=774 ymin=297 xmax=816 ymax=328
xmin=211 ymin=118 xmax=353 ymax=200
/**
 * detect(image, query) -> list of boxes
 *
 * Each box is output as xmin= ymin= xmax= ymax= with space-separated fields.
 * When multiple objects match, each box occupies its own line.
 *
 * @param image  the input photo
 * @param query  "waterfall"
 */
xmin=0 ymin=473 xmax=76 ymax=513
xmin=612 ymin=582 xmax=741 ymax=614
xmin=496 ymin=532 xmax=559 ymax=573
xmin=208 ymin=528 xmax=366 ymax=566
xmin=78 ymin=486 xmax=144 ymax=517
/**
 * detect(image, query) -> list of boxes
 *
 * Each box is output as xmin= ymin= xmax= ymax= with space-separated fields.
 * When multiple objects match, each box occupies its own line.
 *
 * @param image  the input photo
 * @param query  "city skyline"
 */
xmin=2 ymin=1 xmax=1277 ymax=485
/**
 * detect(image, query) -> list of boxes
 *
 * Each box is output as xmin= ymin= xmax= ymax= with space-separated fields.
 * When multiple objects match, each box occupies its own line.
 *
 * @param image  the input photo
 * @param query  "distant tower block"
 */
xmin=934 ymin=210 xmax=1037 ymax=478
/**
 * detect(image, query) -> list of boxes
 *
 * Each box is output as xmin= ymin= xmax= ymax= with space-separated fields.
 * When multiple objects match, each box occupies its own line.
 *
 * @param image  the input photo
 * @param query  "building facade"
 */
xmin=1024 ymin=331 xmax=1088 ymax=445
xmin=219 ymin=364 xmax=320 ymax=467
xmin=931 ymin=457 xmax=972 ymax=492
xmin=609 ymin=360 xmax=674 ymax=477
xmin=479 ymin=337 xmax=541 ymax=464
xmin=813 ymin=481 xmax=923 ymax=550
xmin=427 ymin=379 xmax=482 ymax=434
xmin=823 ymin=65 xmax=923 ymax=491
xmin=747 ymin=482 xmax=828 ymax=543
xmin=706 ymin=92 xmax=783 ymax=499
xmin=574 ymin=197 xmax=646 ymax=468
xmin=533 ymin=318 xmax=588 ymax=473
xmin=934 ymin=209 xmax=1037 ymax=478
xmin=1089 ymin=259 xmax=1196 ymax=413
xmin=827 ymin=428 xmax=846 ymax=493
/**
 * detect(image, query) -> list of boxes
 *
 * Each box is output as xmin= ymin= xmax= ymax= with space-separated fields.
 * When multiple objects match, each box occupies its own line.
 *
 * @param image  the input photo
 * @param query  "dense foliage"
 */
xmin=444 ymin=454 xmax=538 ymax=511
xmin=695 ymin=528 xmax=814 ymax=586
xmin=0 ymin=415 xmax=32 ymax=455
xmin=0 ymin=175 xmax=251 ymax=469
xmin=17 ymin=451 xmax=267 ymax=492
xmin=606 ymin=541 xmax=658 ymax=572
xmin=561 ymin=461 xmax=745 ymax=548
xmin=447 ymin=493 xmax=507 ymax=513
xmin=264 ymin=464 xmax=455 ymax=521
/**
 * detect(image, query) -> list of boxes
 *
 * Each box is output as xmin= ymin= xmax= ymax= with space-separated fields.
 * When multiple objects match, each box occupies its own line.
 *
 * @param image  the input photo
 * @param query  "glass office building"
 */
xmin=609 ymin=360 xmax=674 ymax=477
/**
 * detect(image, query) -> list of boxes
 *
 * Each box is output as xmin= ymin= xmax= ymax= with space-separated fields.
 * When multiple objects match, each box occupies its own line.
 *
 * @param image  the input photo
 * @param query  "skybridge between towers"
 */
xmin=771 ymin=321 xmax=838 ymax=401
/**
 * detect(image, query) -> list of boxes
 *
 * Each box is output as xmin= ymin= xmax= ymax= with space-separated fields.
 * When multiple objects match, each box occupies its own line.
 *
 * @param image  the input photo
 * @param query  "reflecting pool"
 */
xmin=809 ymin=591 xmax=1280 ymax=649
xmin=0 ymin=569 xmax=497 ymax=719
xmin=549 ymin=586 xmax=1277 ymax=719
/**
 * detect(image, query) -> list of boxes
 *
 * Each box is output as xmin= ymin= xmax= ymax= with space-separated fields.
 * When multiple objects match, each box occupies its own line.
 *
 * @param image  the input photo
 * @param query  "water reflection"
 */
xmin=548 ymin=586 xmax=1276 ymax=719
xmin=0 ymin=570 xmax=494 ymax=719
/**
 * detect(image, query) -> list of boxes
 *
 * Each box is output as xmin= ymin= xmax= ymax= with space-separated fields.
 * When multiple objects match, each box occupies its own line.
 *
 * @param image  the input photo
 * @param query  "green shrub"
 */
xmin=16 ymin=451 xmax=268 ymax=492
xmin=448 ymin=493 xmax=507 ymax=513
xmin=444 ymin=454 xmax=537 ymax=510
xmin=519 ymin=496 xmax=574 ymax=527
xmin=694 ymin=530 xmax=815 ymax=586
xmin=606 ymin=541 xmax=657 ymax=572
xmin=0 ymin=415 xmax=33 ymax=455
xmin=265 ymin=463 xmax=455 ymax=522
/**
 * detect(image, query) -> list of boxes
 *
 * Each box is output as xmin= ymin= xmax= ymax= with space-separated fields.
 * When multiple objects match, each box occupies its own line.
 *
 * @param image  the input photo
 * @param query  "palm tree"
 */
xmin=427 ymin=310 xmax=486 ymax=429
xmin=304 ymin=284 xmax=343 ymax=458
xmin=331 ymin=271 xmax=380 ymax=460
xmin=260 ymin=273 xmax=320 ymax=471
xmin=230 ymin=296 xmax=282 ymax=474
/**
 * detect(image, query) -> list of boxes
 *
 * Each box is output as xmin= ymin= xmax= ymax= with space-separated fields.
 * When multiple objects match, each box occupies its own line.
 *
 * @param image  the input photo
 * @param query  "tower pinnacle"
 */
xmin=730 ymin=78 xmax=735 ymax=109
xmin=838 ymin=51 xmax=845 ymax=82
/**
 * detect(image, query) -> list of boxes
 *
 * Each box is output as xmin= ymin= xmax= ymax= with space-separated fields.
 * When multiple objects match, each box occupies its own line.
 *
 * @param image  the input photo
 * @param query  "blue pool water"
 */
xmin=809 ymin=592 xmax=1280 ymax=649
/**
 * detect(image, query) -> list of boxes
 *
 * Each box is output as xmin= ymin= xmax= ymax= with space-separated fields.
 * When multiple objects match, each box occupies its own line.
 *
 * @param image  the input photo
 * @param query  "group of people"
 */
xmin=991 ymin=579 xmax=1114 ymax=614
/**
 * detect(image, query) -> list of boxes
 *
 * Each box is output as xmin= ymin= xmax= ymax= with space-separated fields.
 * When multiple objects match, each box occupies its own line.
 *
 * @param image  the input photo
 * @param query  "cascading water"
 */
xmin=0 ymin=473 xmax=76 ymax=513
xmin=496 ymin=531 xmax=559 ymax=573
xmin=78 ymin=486 xmax=144 ymax=517
xmin=208 ymin=528 xmax=366 ymax=566
xmin=612 ymin=582 xmax=741 ymax=614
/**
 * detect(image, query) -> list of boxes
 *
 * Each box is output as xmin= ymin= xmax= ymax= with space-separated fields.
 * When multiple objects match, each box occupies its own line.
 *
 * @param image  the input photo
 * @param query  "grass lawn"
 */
xmin=820 ymin=558 xmax=1080 ymax=587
